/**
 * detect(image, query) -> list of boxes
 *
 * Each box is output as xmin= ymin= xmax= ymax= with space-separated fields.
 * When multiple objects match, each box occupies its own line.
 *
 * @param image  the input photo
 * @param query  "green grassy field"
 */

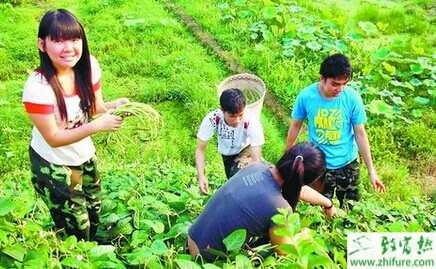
xmin=0 ymin=0 xmax=435 ymax=268
xmin=172 ymin=0 xmax=436 ymax=194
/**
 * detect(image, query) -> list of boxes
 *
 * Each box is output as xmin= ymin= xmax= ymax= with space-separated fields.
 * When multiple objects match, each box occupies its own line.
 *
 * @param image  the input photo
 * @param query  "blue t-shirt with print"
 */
xmin=291 ymin=82 xmax=367 ymax=169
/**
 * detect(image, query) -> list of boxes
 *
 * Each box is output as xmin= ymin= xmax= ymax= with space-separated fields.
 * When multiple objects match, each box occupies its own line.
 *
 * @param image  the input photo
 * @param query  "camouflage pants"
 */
xmin=322 ymin=159 xmax=360 ymax=208
xmin=29 ymin=147 xmax=101 ymax=241
xmin=222 ymin=146 xmax=252 ymax=179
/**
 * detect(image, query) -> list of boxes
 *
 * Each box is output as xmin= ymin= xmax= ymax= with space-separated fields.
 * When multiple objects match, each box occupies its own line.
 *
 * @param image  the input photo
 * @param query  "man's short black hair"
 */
xmin=220 ymin=88 xmax=246 ymax=114
xmin=320 ymin=53 xmax=352 ymax=80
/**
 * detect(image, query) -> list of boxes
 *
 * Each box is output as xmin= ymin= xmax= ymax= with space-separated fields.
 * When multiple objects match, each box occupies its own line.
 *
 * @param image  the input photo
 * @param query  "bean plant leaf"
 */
xmin=90 ymin=245 xmax=116 ymax=258
xmin=300 ymin=26 xmax=316 ymax=34
xmin=123 ymin=247 xmax=153 ymax=265
xmin=143 ymin=219 xmax=165 ymax=234
xmin=347 ymin=33 xmax=363 ymax=41
xmin=403 ymin=82 xmax=415 ymax=90
xmin=23 ymin=248 xmax=49 ymax=269
xmin=368 ymin=100 xmax=394 ymax=117
xmin=0 ymin=98 xmax=9 ymax=105
xmin=411 ymin=109 xmax=423 ymax=118
xmin=1 ymin=244 xmax=26 ymax=262
xmin=409 ymin=78 xmax=422 ymax=86
xmin=262 ymin=6 xmax=277 ymax=20
xmin=430 ymin=216 xmax=436 ymax=226
xmin=223 ymin=229 xmax=246 ymax=252
xmin=407 ymin=221 xmax=423 ymax=232
xmin=61 ymin=257 xmax=81 ymax=268
xmin=77 ymin=240 xmax=96 ymax=252
xmin=238 ymin=10 xmax=253 ymax=19
xmin=272 ymin=213 xmax=285 ymax=225
xmin=150 ymin=240 xmax=168 ymax=256
xmin=62 ymin=236 xmax=78 ymax=251
xmin=0 ymin=198 xmax=15 ymax=216
xmin=414 ymin=96 xmax=430 ymax=105
xmin=278 ymin=243 xmax=298 ymax=256
xmin=410 ymin=64 xmax=424 ymax=74
xmin=335 ymin=40 xmax=347 ymax=52
xmin=288 ymin=217 xmax=301 ymax=236
xmin=392 ymin=96 xmax=404 ymax=106
xmin=373 ymin=48 xmax=390 ymax=60
xmin=203 ymin=264 xmax=221 ymax=269
xmin=308 ymin=254 xmax=334 ymax=268
xmin=236 ymin=254 xmax=253 ymax=268
xmin=146 ymin=256 xmax=163 ymax=269
xmin=390 ymin=80 xmax=403 ymax=87
xmin=217 ymin=3 xmax=229 ymax=10
xmin=92 ymin=259 xmax=125 ymax=269
xmin=206 ymin=248 xmax=227 ymax=258
xmin=382 ymin=62 xmax=396 ymax=75
xmin=306 ymin=41 xmax=322 ymax=51
xmin=235 ymin=0 xmax=246 ymax=6
xmin=423 ymin=79 xmax=435 ymax=88
xmin=273 ymin=226 xmax=289 ymax=237
xmin=175 ymin=259 xmax=202 ymax=269
xmin=131 ymin=230 xmax=149 ymax=248
xmin=358 ymin=21 xmax=378 ymax=36
xmin=387 ymin=222 xmax=406 ymax=232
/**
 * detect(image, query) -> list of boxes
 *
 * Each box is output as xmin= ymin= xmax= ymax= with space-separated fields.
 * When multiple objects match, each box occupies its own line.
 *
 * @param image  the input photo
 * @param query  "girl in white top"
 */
xmin=23 ymin=9 xmax=127 ymax=240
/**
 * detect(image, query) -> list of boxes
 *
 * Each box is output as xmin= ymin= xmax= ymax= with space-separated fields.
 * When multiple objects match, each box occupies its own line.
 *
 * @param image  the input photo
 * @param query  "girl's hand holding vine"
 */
xmin=92 ymin=110 xmax=123 ymax=132
xmin=114 ymin=97 xmax=129 ymax=108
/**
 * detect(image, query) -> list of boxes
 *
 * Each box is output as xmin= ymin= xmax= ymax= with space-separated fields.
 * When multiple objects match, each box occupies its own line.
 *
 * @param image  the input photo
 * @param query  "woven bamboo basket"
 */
xmin=217 ymin=73 xmax=266 ymax=120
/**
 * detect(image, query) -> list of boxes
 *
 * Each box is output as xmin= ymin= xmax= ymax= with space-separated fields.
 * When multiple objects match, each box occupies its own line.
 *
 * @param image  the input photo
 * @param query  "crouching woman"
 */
xmin=187 ymin=142 xmax=337 ymax=261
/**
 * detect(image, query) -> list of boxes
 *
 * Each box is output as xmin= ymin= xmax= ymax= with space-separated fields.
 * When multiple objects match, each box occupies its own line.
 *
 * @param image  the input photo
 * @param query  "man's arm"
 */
xmin=353 ymin=124 xmax=385 ymax=193
xmin=250 ymin=146 xmax=262 ymax=162
xmin=195 ymin=138 xmax=209 ymax=194
xmin=286 ymin=120 xmax=303 ymax=149
xmin=299 ymin=185 xmax=337 ymax=218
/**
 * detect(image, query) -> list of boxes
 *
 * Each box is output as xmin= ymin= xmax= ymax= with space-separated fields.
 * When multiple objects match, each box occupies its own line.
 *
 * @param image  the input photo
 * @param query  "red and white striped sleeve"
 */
xmin=22 ymin=73 xmax=55 ymax=115
xmin=90 ymin=55 xmax=102 ymax=92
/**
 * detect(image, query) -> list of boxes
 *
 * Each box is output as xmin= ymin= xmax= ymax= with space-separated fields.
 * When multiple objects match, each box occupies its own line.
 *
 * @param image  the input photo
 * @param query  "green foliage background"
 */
xmin=0 ymin=0 xmax=434 ymax=268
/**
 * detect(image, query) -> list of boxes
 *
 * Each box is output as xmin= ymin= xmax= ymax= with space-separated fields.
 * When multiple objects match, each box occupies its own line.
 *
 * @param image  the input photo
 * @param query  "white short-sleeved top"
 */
xmin=22 ymin=56 xmax=102 ymax=166
xmin=197 ymin=109 xmax=265 ymax=156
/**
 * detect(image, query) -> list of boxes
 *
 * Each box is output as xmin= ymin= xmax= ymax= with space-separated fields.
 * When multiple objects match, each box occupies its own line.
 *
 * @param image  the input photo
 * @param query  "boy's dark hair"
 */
xmin=276 ymin=142 xmax=326 ymax=211
xmin=220 ymin=88 xmax=246 ymax=114
xmin=320 ymin=53 xmax=352 ymax=80
xmin=38 ymin=9 xmax=94 ymax=121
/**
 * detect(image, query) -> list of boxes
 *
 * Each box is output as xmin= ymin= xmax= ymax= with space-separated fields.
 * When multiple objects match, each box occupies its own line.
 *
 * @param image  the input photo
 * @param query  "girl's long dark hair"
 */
xmin=276 ymin=142 xmax=326 ymax=210
xmin=38 ymin=9 xmax=95 ymax=121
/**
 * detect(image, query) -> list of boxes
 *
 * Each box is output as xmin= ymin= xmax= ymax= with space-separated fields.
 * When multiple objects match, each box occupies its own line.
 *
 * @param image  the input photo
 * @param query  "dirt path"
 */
xmin=162 ymin=1 xmax=290 ymax=125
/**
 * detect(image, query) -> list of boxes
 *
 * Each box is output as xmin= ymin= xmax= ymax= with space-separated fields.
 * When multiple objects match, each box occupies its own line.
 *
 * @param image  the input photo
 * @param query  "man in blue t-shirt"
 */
xmin=287 ymin=53 xmax=385 ymax=208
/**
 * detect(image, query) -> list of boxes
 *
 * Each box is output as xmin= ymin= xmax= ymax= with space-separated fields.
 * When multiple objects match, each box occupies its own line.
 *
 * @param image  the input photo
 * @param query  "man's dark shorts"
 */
xmin=322 ymin=159 xmax=360 ymax=208
xmin=221 ymin=146 xmax=252 ymax=179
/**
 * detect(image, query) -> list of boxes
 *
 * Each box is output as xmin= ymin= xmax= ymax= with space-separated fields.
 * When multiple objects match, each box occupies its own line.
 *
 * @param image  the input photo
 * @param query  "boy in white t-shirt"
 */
xmin=195 ymin=88 xmax=265 ymax=194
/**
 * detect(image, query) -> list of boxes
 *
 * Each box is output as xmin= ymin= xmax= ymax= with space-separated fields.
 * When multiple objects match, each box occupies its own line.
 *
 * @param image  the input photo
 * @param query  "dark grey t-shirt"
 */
xmin=188 ymin=162 xmax=290 ymax=259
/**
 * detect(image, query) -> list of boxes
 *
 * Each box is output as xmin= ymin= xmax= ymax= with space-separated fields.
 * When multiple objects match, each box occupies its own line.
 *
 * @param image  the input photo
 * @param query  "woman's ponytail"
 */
xmin=277 ymin=143 xmax=325 ymax=210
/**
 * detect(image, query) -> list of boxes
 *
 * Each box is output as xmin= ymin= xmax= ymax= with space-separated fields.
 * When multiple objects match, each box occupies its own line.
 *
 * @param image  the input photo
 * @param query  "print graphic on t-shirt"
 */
xmin=314 ymin=108 xmax=342 ymax=145
xmin=218 ymin=125 xmax=236 ymax=149
xmin=67 ymin=109 xmax=87 ymax=130
xmin=242 ymin=174 xmax=263 ymax=186
xmin=209 ymin=112 xmax=238 ymax=150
